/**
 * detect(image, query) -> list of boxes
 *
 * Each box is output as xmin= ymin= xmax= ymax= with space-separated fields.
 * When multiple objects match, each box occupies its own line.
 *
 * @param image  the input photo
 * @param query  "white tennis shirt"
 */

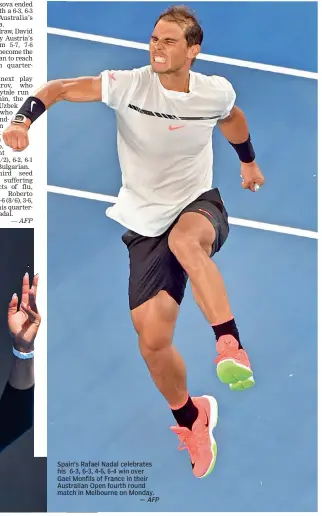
xmin=101 ymin=65 xmax=235 ymax=237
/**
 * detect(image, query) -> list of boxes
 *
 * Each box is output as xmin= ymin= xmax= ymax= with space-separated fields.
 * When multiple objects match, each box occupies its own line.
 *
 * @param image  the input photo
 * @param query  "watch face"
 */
xmin=14 ymin=115 xmax=25 ymax=122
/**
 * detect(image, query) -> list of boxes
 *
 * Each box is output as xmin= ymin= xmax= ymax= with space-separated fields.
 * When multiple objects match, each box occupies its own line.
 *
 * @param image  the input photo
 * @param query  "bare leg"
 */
xmin=168 ymin=212 xmax=254 ymax=391
xmin=168 ymin=212 xmax=233 ymax=325
xmin=131 ymin=290 xmax=188 ymax=408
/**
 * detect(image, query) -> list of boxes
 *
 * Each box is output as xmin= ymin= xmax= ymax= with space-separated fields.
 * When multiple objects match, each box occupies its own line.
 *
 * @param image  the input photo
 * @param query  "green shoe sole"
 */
xmin=217 ymin=359 xmax=253 ymax=385
xmin=197 ymin=395 xmax=218 ymax=479
xmin=199 ymin=441 xmax=218 ymax=478
xmin=229 ymin=376 xmax=255 ymax=391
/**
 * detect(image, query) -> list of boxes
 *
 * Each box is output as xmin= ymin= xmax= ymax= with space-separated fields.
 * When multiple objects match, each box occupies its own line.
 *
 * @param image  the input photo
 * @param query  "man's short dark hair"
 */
xmin=154 ymin=5 xmax=203 ymax=63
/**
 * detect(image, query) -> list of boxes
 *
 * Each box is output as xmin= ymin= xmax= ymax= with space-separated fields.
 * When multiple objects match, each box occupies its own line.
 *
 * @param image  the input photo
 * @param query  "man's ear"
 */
xmin=188 ymin=44 xmax=200 ymax=60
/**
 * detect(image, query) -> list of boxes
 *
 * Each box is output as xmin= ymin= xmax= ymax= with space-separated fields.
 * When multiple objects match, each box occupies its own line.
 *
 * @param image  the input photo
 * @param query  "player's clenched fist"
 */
xmin=2 ymin=123 xmax=30 ymax=151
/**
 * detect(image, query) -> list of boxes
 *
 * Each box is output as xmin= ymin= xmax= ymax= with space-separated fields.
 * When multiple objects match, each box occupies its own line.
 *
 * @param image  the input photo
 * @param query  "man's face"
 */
xmin=150 ymin=19 xmax=198 ymax=74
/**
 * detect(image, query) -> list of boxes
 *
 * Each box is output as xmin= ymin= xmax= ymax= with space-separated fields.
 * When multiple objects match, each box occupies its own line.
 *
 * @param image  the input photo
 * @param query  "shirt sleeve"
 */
xmin=0 ymin=382 xmax=34 ymax=454
xmin=211 ymin=76 xmax=236 ymax=120
xmin=101 ymin=68 xmax=143 ymax=111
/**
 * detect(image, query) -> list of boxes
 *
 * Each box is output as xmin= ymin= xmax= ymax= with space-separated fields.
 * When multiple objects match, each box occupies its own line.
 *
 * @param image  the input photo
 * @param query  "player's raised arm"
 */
xmin=34 ymin=75 xmax=103 ymax=108
xmin=2 ymin=74 xmax=102 ymax=151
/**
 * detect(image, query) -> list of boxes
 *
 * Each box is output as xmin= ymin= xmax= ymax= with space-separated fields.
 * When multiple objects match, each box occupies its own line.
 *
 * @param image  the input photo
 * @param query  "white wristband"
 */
xmin=12 ymin=347 xmax=34 ymax=360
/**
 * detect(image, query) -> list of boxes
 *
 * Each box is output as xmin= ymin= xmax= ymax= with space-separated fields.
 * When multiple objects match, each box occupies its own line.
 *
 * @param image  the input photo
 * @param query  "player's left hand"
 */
xmin=240 ymin=161 xmax=265 ymax=192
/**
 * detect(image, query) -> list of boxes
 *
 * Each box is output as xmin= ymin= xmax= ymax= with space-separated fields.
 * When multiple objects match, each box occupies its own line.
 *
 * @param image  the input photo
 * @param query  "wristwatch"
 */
xmin=11 ymin=114 xmax=29 ymax=126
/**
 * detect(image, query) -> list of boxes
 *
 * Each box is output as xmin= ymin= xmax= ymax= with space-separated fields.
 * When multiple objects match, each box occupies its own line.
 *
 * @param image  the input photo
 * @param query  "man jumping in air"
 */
xmin=3 ymin=6 xmax=265 ymax=478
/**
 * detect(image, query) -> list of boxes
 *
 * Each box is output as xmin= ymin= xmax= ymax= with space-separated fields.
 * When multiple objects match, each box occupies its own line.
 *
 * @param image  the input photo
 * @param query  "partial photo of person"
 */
xmin=0 ymin=229 xmax=46 ymax=513
xmin=0 ymin=272 xmax=40 ymax=453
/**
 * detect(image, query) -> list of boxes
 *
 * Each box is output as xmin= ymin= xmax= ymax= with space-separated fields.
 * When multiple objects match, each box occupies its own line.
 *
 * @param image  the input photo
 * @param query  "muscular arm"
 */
xmin=218 ymin=104 xmax=264 ymax=191
xmin=217 ymin=106 xmax=249 ymax=144
xmin=34 ymin=75 xmax=102 ymax=109
xmin=19 ymin=75 xmax=103 ymax=129
xmin=3 ymin=74 xmax=103 ymax=142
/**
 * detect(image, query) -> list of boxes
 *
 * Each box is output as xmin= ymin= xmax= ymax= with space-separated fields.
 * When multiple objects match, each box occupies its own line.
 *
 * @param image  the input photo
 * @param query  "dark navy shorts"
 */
xmin=122 ymin=188 xmax=229 ymax=310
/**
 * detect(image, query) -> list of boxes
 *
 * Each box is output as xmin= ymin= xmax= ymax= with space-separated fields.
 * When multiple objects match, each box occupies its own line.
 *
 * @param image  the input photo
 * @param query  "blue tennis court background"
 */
xmin=47 ymin=2 xmax=317 ymax=512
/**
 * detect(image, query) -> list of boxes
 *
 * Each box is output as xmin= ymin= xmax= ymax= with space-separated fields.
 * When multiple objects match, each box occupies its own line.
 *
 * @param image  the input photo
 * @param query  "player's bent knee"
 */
xmin=139 ymin=332 xmax=171 ymax=358
xmin=168 ymin=225 xmax=213 ymax=260
xmin=168 ymin=226 xmax=199 ymax=260
xmin=131 ymin=291 xmax=178 ymax=359
xmin=133 ymin=311 xmax=174 ymax=357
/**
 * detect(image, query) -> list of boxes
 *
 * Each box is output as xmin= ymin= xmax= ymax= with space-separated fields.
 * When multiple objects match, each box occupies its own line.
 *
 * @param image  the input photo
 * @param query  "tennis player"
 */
xmin=0 ymin=273 xmax=40 ymax=453
xmin=3 ymin=6 xmax=264 ymax=477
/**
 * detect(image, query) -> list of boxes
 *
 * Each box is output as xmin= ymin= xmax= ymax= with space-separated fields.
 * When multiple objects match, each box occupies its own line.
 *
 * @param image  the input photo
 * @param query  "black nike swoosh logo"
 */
xmin=190 ymin=410 xmax=209 ymax=469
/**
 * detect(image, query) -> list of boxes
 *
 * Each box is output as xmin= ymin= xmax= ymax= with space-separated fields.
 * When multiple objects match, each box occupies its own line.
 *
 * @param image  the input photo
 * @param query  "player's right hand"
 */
xmin=8 ymin=273 xmax=41 ymax=352
xmin=2 ymin=123 xmax=30 ymax=151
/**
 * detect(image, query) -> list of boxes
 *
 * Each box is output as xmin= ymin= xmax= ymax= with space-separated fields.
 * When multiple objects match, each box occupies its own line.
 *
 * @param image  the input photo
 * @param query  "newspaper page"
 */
xmin=45 ymin=1 xmax=318 ymax=514
xmin=0 ymin=0 xmax=318 ymax=515
xmin=0 ymin=0 xmax=47 ymax=513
